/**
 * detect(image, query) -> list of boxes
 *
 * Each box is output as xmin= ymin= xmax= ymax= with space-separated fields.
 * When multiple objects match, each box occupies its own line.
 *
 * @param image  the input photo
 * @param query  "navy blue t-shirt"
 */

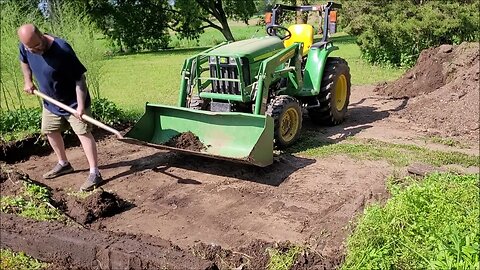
xmin=19 ymin=37 xmax=90 ymax=116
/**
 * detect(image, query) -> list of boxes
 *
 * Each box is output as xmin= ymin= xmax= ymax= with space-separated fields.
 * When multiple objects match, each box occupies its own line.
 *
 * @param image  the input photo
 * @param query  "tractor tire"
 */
xmin=266 ymin=95 xmax=302 ymax=148
xmin=308 ymin=57 xmax=351 ymax=125
xmin=188 ymin=95 xmax=207 ymax=110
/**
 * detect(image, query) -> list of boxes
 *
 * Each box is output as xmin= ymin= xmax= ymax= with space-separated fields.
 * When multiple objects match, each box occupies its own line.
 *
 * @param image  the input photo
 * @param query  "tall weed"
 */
xmin=0 ymin=2 xmax=43 ymax=111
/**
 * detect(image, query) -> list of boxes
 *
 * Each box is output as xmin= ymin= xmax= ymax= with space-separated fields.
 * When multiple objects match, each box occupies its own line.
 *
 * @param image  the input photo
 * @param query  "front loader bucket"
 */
xmin=121 ymin=104 xmax=274 ymax=167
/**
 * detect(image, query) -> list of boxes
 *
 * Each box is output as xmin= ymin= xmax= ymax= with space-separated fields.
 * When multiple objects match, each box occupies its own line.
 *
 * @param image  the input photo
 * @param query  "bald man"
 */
xmin=18 ymin=24 xmax=102 ymax=191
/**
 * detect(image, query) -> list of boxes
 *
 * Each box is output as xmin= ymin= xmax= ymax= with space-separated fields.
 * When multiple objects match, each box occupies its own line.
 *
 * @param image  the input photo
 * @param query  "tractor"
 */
xmin=123 ymin=2 xmax=351 ymax=166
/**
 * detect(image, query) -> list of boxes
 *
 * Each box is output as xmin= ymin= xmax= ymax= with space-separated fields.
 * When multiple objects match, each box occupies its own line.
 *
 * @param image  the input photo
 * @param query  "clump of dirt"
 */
xmin=55 ymin=190 xmax=134 ymax=224
xmin=192 ymin=240 xmax=342 ymax=270
xmin=376 ymin=42 xmax=479 ymax=141
xmin=166 ymin=131 xmax=206 ymax=151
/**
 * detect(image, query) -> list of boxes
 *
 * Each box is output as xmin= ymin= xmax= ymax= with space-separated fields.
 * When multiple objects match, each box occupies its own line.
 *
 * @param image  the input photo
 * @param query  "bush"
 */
xmin=90 ymin=97 xmax=128 ymax=126
xmin=0 ymin=108 xmax=42 ymax=135
xmin=0 ymin=98 xmax=131 ymax=142
xmin=342 ymin=173 xmax=480 ymax=269
xmin=342 ymin=1 xmax=479 ymax=67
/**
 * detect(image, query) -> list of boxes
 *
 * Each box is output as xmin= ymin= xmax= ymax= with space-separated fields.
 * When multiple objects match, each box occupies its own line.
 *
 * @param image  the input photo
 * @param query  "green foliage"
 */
xmin=0 ymin=182 xmax=64 ymax=221
xmin=90 ymin=97 xmax=129 ymax=126
xmin=172 ymin=0 xmax=257 ymax=42
xmin=291 ymin=135 xmax=479 ymax=167
xmin=102 ymin=0 xmax=171 ymax=52
xmin=267 ymin=246 xmax=303 ymax=270
xmin=342 ymin=0 xmax=479 ymax=67
xmin=0 ymin=249 xmax=48 ymax=270
xmin=0 ymin=2 xmax=43 ymax=111
xmin=342 ymin=173 xmax=480 ymax=269
xmin=0 ymin=108 xmax=41 ymax=141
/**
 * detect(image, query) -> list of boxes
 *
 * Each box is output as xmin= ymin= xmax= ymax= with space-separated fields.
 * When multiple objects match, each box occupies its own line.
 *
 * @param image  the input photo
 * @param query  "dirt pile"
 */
xmin=54 ymin=190 xmax=134 ymax=225
xmin=376 ymin=42 xmax=479 ymax=141
xmin=166 ymin=131 xmax=206 ymax=151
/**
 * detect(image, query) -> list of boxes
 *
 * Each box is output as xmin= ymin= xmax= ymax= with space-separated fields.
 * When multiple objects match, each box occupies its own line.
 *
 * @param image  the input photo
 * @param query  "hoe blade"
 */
xmin=120 ymin=104 xmax=274 ymax=167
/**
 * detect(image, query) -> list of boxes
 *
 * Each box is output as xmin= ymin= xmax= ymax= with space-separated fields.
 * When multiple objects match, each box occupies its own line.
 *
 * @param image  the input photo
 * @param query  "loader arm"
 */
xmin=254 ymin=43 xmax=303 ymax=115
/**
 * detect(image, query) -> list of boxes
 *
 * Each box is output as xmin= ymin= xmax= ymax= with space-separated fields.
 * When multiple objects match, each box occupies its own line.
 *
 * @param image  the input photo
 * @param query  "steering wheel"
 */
xmin=266 ymin=25 xmax=292 ymax=40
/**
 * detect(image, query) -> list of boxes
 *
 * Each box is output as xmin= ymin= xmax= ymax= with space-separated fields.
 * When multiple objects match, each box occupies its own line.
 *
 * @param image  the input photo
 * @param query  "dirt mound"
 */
xmin=55 ymin=190 xmax=134 ymax=225
xmin=192 ymin=240 xmax=342 ymax=270
xmin=166 ymin=131 xmax=206 ymax=151
xmin=376 ymin=42 xmax=479 ymax=141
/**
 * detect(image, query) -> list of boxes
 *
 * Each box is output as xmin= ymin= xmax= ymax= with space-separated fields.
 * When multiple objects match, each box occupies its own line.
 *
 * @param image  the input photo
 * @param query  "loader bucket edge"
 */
xmin=122 ymin=103 xmax=274 ymax=167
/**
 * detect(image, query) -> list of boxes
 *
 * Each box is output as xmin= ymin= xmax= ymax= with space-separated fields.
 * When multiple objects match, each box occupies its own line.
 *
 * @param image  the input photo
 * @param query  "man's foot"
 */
xmin=43 ymin=163 xmax=74 ymax=179
xmin=80 ymin=173 xmax=103 ymax=192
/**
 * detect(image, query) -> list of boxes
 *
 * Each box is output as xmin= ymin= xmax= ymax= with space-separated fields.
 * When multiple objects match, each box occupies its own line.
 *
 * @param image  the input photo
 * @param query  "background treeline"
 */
xmin=340 ymin=0 xmax=479 ymax=67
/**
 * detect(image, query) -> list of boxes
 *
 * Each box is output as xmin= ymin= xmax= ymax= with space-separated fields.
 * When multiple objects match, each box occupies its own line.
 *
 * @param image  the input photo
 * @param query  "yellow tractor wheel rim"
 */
xmin=335 ymin=74 xmax=348 ymax=111
xmin=280 ymin=107 xmax=300 ymax=142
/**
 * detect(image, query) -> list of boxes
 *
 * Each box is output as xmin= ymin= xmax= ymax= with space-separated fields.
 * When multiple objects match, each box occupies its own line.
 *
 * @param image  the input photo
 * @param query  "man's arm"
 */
xmin=75 ymin=74 xmax=88 ymax=120
xmin=20 ymin=61 xmax=36 ymax=94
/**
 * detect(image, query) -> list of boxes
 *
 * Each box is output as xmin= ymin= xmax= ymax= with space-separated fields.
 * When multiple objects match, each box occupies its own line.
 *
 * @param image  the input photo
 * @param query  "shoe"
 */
xmin=43 ymin=163 xmax=74 ymax=179
xmin=80 ymin=173 xmax=103 ymax=192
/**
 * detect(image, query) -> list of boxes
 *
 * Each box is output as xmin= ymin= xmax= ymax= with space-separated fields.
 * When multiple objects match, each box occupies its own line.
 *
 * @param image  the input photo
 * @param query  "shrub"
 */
xmin=342 ymin=1 xmax=479 ymax=67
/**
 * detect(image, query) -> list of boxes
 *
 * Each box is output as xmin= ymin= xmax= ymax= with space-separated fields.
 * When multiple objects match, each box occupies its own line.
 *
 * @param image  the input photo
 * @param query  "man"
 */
xmin=18 ymin=24 xmax=102 ymax=191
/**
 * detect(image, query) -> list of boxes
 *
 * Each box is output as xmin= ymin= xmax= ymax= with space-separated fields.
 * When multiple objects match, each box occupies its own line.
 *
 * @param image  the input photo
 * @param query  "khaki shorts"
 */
xmin=41 ymin=108 xmax=93 ymax=135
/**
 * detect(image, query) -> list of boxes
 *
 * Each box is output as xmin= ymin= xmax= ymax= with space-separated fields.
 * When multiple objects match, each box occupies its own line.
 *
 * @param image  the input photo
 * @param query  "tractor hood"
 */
xmin=208 ymin=36 xmax=285 ymax=63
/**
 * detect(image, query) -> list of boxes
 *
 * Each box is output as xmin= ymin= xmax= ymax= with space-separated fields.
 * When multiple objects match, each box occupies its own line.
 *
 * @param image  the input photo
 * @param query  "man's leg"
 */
xmin=77 ymin=132 xmax=98 ymax=172
xmin=68 ymin=109 xmax=102 ymax=191
xmin=46 ymin=131 xmax=68 ymax=163
xmin=42 ymin=108 xmax=74 ymax=179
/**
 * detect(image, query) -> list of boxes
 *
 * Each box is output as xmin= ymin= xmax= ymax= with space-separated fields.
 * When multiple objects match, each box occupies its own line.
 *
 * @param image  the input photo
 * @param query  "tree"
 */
xmin=171 ymin=0 xmax=257 ymax=42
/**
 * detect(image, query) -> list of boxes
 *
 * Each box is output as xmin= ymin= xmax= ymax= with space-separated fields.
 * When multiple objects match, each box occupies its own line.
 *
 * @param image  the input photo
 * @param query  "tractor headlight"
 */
xmin=209 ymin=56 xmax=216 ymax=64
xmin=229 ymin=57 xmax=237 ymax=64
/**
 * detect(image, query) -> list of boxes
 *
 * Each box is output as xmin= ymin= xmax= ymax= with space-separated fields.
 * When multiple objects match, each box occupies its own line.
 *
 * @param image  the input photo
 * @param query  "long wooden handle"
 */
xmin=33 ymin=90 xmax=123 ymax=139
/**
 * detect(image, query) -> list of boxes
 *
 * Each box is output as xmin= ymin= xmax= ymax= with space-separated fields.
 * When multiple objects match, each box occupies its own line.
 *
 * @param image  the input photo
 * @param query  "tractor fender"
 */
xmin=298 ymin=43 xmax=338 ymax=96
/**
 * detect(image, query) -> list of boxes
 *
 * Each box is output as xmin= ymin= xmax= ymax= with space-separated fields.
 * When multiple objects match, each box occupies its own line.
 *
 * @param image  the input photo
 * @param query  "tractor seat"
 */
xmin=283 ymin=24 xmax=314 ymax=56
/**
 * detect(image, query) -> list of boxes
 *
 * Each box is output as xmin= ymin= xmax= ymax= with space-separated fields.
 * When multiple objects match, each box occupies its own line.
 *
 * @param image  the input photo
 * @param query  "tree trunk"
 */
xmin=219 ymin=20 xmax=235 ymax=41
xmin=213 ymin=2 xmax=235 ymax=42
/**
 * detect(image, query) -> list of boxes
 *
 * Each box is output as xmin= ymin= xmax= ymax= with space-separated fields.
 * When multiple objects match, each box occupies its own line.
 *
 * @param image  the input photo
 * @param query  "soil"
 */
xmin=375 ymin=42 xmax=479 ymax=141
xmin=2 ymin=43 xmax=479 ymax=269
xmin=166 ymin=131 xmax=206 ymax=151
xmin=53 ymin=189 xmax=134 ymax=225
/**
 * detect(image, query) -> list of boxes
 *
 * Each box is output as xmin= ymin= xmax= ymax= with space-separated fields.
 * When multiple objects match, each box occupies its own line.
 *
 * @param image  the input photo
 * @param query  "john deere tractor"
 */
xmin=124 ymin=2 xmax=351 ymax=166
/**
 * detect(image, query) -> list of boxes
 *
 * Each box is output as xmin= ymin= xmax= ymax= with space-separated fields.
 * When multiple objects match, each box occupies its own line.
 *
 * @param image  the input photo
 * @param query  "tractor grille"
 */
xmin=210 ymin=63 xmax=239 ymax=94
xmin=209 ymin=58 xmax=249 ymax=95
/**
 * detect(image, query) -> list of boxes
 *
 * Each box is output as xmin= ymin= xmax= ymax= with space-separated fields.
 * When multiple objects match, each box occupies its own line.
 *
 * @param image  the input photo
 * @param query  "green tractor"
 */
xmin=123 ymin=2 xmax=351 ymax=166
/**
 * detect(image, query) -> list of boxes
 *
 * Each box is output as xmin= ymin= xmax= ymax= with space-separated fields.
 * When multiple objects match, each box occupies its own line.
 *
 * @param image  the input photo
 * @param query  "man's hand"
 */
xmin=74 ymin=107 xmax=85 ymax=121
xmin=24 ymin=82 xmax=37 ymax=94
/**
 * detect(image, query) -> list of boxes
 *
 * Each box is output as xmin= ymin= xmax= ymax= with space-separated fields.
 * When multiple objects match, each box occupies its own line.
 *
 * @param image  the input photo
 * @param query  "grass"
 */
xmin=0 ymin=181 xmax=65 ymax=222
xmin=289 ymin=135 xmax=479 ymax=168
xmin=0 ymin=249 xmax=48 ymax=270
xmin=427 ymin=135 xmax=466 ymax=148
xmin=267 ymin=246 xmax=303 ymax=270
xmin=342 ymin=173 xmax=480 ymax=269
